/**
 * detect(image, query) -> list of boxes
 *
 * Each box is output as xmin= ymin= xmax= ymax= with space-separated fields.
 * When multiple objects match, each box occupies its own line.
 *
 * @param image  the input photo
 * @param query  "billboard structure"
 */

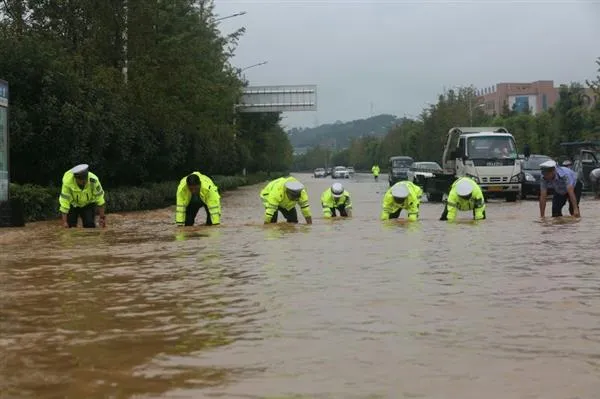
xmin=236 ymin=85 xmax=317 ymax=113
xmin=0 ymin=79 xmax=24 ymax=227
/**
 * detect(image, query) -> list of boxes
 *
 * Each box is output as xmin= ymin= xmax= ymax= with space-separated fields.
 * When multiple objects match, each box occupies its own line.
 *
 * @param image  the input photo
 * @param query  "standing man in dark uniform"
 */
xmin=539 ymin=160 xmax=581 ymax=218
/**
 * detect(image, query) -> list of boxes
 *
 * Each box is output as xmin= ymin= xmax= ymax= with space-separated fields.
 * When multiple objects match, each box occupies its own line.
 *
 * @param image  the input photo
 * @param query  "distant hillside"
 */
xmin=288 ymin=114 xmax=401 ymax=149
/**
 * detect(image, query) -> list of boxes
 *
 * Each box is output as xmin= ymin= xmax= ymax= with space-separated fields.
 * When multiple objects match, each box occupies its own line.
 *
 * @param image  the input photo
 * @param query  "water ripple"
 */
xmin=1 ymin=173 xmax=600 ymax=398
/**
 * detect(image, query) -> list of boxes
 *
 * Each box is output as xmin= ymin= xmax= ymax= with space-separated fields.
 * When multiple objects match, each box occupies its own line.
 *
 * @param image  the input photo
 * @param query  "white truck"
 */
xmin=423 ymin=127 xmax=522 ymax=202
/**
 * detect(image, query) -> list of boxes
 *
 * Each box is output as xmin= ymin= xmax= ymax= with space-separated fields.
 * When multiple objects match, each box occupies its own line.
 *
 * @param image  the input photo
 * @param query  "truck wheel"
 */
xmin=428 ymin=193 xmax=443 ymax=202
xmin=505 ymin=193 xmax=518 ymax=202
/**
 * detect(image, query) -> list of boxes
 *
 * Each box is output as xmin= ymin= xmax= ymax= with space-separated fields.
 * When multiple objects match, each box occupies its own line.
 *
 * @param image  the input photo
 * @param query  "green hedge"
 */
xmin=9 ymin=172 xmax=287 ymax=222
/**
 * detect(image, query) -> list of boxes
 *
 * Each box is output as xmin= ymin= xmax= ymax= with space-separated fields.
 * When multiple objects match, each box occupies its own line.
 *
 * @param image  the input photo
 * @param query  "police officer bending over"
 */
xmin=440 ymin=177 xmax=486 ymax=221
xmin=261 ymin=177 xmax=312 ymax=224
xmin=59 ymin=164 xmax=106 ymax=228
xmin=321 ymin=182 xmax=352 ymax=218
xmin=380 ymin=181 xmax=422 ymax=221
xmin=176 ymin=172 xmax=221 ymax=226
xmin=539 ymin=160 xmax=581 ymax=218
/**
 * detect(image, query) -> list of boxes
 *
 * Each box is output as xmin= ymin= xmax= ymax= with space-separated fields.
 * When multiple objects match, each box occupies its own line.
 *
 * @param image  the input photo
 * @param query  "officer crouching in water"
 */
xmin=539 ymin=160 xmax=581 ymax=218
xmin=440 ymin=177 xmax=486 ymax=221
xmin=380 ymin=181 xmax=422 ymax=221
xmin=59 ymin=164 xmax=106 ymax=228
xmin=321 ymin=182 xmax=352 ymax=218
xmin=261 ymin=177 xmax=312 ymax=224
xmin=175 ymin=172 xmax=221 ymax=226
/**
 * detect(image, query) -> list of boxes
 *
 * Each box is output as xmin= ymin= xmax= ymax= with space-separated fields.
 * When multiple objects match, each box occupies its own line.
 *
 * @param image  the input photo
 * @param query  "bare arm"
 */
xmin=539 ymin=189 xmax=547 ymax=218
xmin=97 ymin=205 xmax=106 ymax=227
xmin=566 ymin=185 xmax=580 ymax=217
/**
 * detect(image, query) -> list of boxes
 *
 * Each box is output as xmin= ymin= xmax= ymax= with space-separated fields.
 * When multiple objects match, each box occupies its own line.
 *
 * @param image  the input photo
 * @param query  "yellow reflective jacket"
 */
xmin=446 ymin=177 xmax=486 ymax=221
xmin=380 ymin=181 xmax=422 ymax=221
xmin=59 ymin=170 xmax=106 ymax=214
xmin=321 ymin=188 xmax=352 ymax=218
xmin=372 ymin=165 xmax=380 ymax=176
xmin=260 ymin=177 xmax=311 ymax=223
xmin=175 ymin=172 xmax=221 ymax=225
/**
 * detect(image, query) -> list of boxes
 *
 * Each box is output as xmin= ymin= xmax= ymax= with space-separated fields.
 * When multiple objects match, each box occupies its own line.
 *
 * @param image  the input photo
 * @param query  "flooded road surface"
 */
xmin=1 ymin=172 xmax=600 ymax=398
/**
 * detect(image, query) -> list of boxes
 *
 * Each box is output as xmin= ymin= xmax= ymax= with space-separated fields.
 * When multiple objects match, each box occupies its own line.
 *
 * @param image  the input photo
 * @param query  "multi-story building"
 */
xmin=476 ymin=80 xmax=598 ymax=116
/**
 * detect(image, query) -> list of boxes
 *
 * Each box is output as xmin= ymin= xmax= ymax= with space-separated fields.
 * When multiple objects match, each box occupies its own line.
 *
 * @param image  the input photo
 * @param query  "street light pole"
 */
xmin=238 ymin=61 xmax=268 ymax=74
xmin=470 ymin=101 xmax=486 ymax=127
xmin=214 ymin=11 xmax=247 ymax=22
xmin=236 ymin=61 xmax=268 ymax=83
xmin=232 ymin=59 xmax=267 ymax=173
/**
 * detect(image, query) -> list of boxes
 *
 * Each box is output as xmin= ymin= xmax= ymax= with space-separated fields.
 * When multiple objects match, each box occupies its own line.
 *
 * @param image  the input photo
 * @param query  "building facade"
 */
xmin=476 ymin=80 xmax=598 ymax=116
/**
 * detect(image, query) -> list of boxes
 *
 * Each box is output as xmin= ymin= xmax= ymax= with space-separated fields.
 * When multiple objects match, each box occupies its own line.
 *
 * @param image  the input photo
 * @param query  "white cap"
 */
xmin=284 ymin=180 xmax=304 ymax=193
xmin=331 ymin=182 xmax=344 ymax=197
xmin=71 ymin=164 xmax=89 ymax=175
xmin=391 ymin=183 xmax=409 ymax=199
xmin=562 ymin=160 xmax=572 ymax=166
xmin=540 ymin=160 xmax=557 ymax=170
xmin=456 ymin=179 xmax=473 ymax=197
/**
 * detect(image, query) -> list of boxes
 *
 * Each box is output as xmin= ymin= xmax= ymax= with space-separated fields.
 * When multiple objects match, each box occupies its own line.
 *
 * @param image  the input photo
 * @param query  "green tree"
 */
xmin=0 ymin=0 xmax=292 ymax=187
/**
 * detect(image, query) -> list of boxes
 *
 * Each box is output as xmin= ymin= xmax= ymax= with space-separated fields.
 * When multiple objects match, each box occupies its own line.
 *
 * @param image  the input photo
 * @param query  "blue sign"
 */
xmin=513 ymin=96 xmax=529 ymax=113
xmin=0 ymin=79 xmax=7 ymax=202
xmin=0 ymin=80 xmax=7 ymax=107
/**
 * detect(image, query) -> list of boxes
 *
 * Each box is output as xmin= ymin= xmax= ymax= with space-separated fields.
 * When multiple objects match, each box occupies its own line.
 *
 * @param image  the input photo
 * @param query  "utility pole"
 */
xmin=469 ymin=98 xmax=473 ymax=127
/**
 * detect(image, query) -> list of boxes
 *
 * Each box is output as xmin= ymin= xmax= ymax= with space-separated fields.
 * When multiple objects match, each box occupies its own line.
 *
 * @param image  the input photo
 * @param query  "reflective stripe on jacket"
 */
xmin=59 ymin=170 xmax=105 ymax=214
xmin=446 ymin=177 xmax=486 ymax=221
xmin=260 ymin=177 xmax=311 ymax=222
xmin=175 ymin=172 xmax=221 ymax=225
xmin=380 ymin=181 xmax=422 ymax=221
xmin=321 ymin=188 xmax=352 ymax=218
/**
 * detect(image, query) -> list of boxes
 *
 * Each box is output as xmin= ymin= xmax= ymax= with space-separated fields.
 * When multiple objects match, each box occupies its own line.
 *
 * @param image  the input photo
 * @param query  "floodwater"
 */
xmin=1 ymin=172 xmax=599 ymax=399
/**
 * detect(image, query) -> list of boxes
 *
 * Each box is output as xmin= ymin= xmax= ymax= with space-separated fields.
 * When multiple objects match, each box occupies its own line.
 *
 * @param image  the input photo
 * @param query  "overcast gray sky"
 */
xmin=214 ymin=0 xmax=600 ymax=130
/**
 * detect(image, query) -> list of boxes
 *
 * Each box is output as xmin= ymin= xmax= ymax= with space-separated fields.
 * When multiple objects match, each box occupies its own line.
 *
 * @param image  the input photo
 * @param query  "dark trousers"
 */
xmin=552 ymin=180 xmax=582 ymax=217
xmin=329 ymin=205 xmax=348 ymax=217
xmin=270 ymin=207 xmax=298 ymax=223
xmin=185 ymin=200 xmax=213 ymax=226
xmin=67 ymin=204 xmax=96 ymax=228
xmin=388 ymin=209 xmax=402 ymax=219
xmin=387 ymin=208 xmax=421 ymax=219
xmin=439 ymin=206 xmax=486 ymax=221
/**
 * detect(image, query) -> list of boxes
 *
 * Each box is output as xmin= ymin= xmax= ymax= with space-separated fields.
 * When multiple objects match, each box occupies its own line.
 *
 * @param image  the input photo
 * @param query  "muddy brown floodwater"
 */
xmin=1 ymin=172 xmax=599 ymax=399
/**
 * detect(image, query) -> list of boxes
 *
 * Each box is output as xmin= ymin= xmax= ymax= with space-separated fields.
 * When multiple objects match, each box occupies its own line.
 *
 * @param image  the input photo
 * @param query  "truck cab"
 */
xmin=441 ymin=127 xmax=521 ymax=201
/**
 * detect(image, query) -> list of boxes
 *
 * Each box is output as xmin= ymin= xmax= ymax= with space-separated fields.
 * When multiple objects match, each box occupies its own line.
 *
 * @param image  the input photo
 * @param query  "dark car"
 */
xmin=388 ymin=156 xmax=415 ymax=187
xmin=521 ymin=154 xmax=553 ymax=198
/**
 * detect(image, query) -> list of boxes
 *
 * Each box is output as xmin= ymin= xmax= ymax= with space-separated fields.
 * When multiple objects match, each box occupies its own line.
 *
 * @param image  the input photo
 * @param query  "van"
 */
xmin=388 ymin=156 xmax=414 ymax=186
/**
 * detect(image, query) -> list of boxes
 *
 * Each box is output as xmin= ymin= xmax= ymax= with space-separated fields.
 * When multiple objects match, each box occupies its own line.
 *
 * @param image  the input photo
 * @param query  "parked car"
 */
xmin=314 ymin=168 xmax=326 ymax=178
xmin=560 ymin=141 xmax=600 ymax=191
xmin=388 ymin=156 xmax=415 ymax=186
xmin=407 ymin=162 xmax=443 ymax=187
xmin=347 ymin=166 xmax=355 ymax=176
xmin=332 ymin=166 xmax=350 ymax=179
xmin=521 ymin=154 xmax=553 ymax=198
